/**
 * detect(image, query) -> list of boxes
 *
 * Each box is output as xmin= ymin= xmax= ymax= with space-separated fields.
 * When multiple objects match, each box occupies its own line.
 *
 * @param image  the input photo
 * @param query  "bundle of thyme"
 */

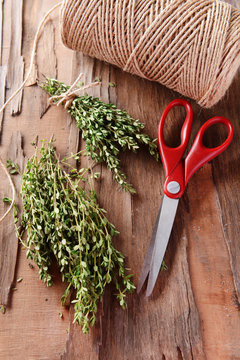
xmin=42 ymin=78 xmax=159 ymax=193
xmin=16 ymin=141 xmax=135 ymax=333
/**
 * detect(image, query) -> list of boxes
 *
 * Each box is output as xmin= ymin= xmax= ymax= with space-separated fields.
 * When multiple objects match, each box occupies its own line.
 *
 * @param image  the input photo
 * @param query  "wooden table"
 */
xmin=0 ymin=1 xmax=240 ymax=359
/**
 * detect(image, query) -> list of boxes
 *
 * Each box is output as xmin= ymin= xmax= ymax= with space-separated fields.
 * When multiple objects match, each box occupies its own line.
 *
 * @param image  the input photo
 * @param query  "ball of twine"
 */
xmin=60 ymin=0 xmax=240 ymax=108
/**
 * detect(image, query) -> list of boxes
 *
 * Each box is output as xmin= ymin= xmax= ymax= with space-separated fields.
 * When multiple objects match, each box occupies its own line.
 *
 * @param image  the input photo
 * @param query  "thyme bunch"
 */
xmin=17 ymin=141 xmax=135 ymax=333
xmin=42 ymin=78 xmax=159 ymax=193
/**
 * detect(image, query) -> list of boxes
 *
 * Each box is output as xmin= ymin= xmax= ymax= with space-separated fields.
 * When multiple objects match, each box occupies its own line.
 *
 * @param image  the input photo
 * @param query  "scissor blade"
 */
xmin=146 ymin=195 xmax=179 ymax=297
xmin=137 ymin=206 xmax=162 ymax=294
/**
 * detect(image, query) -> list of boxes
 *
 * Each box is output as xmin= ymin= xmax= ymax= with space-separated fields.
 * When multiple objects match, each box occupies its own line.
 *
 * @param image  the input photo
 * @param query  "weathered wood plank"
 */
xmin=0 ymin=2 xmax=70 ymax=359
xmin=0 ymin=0 xmax=4 ymax=64
xmin=7 ymin=0 xmax=24 ymax=115
xmin=203 ymin=74 xmax=240 ymax=304
xmin=214 ymin=0 xmax=240 ymax=307
xmin=37 ymin=20 xmax=57 ymax=118
xmin=0 ymin=65 xmax=7 ymax=135
xmin=186 ymin=163 xmax=240 ymax=360
xmin=0 ymin=131 xmax=24 ymax=306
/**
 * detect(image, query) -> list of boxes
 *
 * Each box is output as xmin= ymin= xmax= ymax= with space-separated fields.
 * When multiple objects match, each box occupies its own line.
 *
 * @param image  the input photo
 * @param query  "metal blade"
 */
xmin=146 ymin=195 xmax=179 ymax=297
xmin=137 ymin=205 xmax=162 ymax=294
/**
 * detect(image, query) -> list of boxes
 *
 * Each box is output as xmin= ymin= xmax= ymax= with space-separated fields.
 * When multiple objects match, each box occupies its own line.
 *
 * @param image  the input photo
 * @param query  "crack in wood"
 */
xmin=177 ymin=346 xmax=184 ymax=360
xmin=182 ymin=259 xmax=201 ymax=360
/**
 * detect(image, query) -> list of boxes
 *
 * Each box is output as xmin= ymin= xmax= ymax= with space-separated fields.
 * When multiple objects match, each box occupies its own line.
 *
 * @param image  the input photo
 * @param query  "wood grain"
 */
xmin=0 ymin=0 xmax=3 ymax=64
xmin=0 ymin=0 xmax=240 ymax=359
xmin=0 ymin=65 xmax=7 ymax=134
xmin=37 ymin=19 xmax=57 ymax=118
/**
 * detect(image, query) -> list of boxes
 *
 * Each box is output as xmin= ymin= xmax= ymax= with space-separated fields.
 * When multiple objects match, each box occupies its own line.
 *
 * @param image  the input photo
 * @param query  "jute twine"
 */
xmin=60 ymin=0 xmax=240 ymax=108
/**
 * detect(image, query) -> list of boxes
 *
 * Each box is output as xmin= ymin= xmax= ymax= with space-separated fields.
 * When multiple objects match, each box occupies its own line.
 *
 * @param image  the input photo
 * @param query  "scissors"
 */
xmin=137 ymin=99 xmax=233 ymax=297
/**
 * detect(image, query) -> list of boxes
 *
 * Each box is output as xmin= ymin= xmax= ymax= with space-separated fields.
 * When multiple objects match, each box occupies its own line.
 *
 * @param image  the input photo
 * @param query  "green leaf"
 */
xmin=2 ymin=197 xmax=12 ymax=203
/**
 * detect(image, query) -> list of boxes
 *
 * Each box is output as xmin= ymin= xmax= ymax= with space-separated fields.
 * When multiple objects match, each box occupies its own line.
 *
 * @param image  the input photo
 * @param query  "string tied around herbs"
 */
xmin=42 ymin=77 xmax=159 ymax=193
xmin=47 ymin=72 xmax=100 ymax=109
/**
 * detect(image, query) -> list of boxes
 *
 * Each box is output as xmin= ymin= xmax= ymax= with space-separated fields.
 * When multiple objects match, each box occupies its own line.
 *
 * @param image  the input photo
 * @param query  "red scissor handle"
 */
xmin=158 ymin=99 xmax=234 ymax=199
xmin=158 ymin=99 xmax=193 ymax=198
xmin=184 ymin=116 xmax=233 ymax=185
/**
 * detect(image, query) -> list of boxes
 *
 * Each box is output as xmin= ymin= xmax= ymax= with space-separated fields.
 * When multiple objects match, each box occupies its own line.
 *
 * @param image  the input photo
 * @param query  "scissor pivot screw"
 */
xmin=167 ymin=181 xmax=180 ymax=194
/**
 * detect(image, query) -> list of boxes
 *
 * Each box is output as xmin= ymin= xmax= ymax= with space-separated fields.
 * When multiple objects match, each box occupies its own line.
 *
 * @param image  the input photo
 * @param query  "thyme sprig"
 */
xmin=16 ymin=141 xmax=135 ymax=333
xmin=42 ymin=78 xmax=159 ymax=193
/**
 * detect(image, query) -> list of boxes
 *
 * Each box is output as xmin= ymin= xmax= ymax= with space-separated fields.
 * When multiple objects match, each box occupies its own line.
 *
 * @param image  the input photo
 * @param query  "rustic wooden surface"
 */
xmin=0 ymin=1 xmax=240 ymax=359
